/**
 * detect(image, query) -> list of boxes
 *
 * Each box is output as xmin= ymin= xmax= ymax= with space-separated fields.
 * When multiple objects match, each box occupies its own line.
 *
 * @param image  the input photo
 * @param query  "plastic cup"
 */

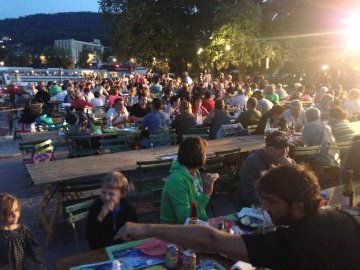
xmin=119 ymin=259 xmax=133 ymax=270
xmin=200 ymin=258 xmax=214 ymax=270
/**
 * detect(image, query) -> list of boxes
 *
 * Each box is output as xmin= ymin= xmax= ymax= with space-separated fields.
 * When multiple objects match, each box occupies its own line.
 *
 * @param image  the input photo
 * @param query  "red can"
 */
xmin=182 ymin=249 xmax=196 ymax=270
xmin=165 ymin=243 xmax=179 ymax=268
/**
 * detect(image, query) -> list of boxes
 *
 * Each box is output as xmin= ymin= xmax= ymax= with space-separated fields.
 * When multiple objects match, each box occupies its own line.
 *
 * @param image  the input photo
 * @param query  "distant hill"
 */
xmin=0 ymin=12 xmax=110 ymax=52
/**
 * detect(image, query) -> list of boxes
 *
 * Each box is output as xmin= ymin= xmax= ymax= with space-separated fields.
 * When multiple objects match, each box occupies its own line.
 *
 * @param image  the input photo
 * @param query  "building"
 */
xmin=54 ymin=38 xmax=104 ymax=64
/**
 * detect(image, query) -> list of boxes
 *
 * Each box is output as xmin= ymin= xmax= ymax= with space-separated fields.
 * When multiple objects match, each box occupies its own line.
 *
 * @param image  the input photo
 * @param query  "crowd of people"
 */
xmin=4 ymin=69 xmax=360 ymax=269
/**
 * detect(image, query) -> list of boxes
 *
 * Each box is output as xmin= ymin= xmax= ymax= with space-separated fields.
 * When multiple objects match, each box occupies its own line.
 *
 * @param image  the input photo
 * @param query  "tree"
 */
xmin=99 ymin=0 xmax=231 ymax=75
xmin=197 ymin=0 xmax=269 ymax=82
xmin=41 ymin=46 xmax=74 ymax=69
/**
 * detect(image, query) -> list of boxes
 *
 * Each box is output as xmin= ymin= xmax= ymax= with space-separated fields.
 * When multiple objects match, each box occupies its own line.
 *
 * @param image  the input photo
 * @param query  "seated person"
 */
xmin=203 ymin=98 xmax=231 ymax=139
xmin=106 ymin=98 xmax=129 ymax=126
xmin=264 ymin=84 xmax=279 ymax=103
xmin=302 ymin=107 xmax=338 ymax=166
xmin=202 ymin=91 xmax=215 ymax=112
xmin=85 ymin=172 xmax=138 ymax=250
xmin=329 ymin=107 xmax=355 ymax=142
xmin=119 ymin=164 xmax=360 ymax=270
xmin=234 ymin=97 xmax=261 ymax=128
xmin=165 ymin=95 xmax=180 ymax=119
xmin=90 ymin=91 xmax=105 ymax=107
xmin=191 ymin=95 xmax=209 ymax=117
xmin=252 ymin=90 xmax=273 ymax=115
xmin=254 ymin=104 xmax=286 ymax=135
xmin=70 ymin=90 xmax=93 ymax=111
xmin=107 ymin=86 xmax=123 ymax=107
xmin=160 ymin=137 xmax=218 ymax=224
xmin=236 ymin=131 xmax=295 ymax=209
xmin=171 ymin=100 xmax=197 ymax=144
xmin=139 ymin=97 xmax=170 ymax=148
xmin=129 ymin=92 xmax=152 ymax=122
xmin=161 ymin=88 xmax=172 ymax=107
xmin=282 ymin=99 xmax=306 ymax=132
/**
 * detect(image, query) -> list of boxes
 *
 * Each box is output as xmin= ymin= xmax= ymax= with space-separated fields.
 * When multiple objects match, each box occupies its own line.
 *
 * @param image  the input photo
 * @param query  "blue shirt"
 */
xmin=141 ymin=111 xmax=170 ymax=134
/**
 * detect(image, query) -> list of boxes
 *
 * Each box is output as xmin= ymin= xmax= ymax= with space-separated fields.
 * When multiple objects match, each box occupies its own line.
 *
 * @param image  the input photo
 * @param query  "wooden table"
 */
xmin=27 ymin=135 xmax=264 ymax=248
xmin=20 ymin=129 xmax=138 ymax=143
xmin=53 ymin=243 xmax=235 ymax=270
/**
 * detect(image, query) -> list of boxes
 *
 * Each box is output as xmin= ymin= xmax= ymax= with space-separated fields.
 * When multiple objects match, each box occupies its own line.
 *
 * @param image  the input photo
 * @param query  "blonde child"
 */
xmin=0 ymin=193 xmax=46 ymax=269
xmin=85 ymin=171 xmax=138 ymax=250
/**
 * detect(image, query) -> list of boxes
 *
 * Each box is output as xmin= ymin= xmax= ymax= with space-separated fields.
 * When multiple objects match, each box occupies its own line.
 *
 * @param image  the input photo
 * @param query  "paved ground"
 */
xmin=0 ymin=112 xmax=236 ymax=269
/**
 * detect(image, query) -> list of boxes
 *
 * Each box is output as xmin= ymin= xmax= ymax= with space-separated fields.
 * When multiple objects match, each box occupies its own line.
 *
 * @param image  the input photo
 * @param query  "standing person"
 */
xmin=0 ymin=193 xmax=46 ymax=269
xmin=117 ymin=164 xmax=360 ymax=270
xmin=85 ymin=172 xmax=138 ymax=250
xmin=171 ymin=100 xmax=197 ymax=143
xmin=203 ymin=98 xmax=231 ymax=139
xmin=160 ymin=137 xmax=218 ymax=224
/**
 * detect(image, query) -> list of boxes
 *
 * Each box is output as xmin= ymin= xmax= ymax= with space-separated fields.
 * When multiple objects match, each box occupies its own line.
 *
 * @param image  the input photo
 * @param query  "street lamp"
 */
xmin=225 ymin=44 xmax=231 ymax=51
xmin=197 ymin=48 xmax=203 ymax=55
xmin=0 ymin=61 xmax=4 ymax=66
xmin=322 ymin=65 xmax=328 ymax=71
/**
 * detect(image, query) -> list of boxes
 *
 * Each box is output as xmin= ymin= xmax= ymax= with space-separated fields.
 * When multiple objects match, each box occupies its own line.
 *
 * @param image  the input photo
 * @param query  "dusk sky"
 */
xmin=0 ymin=0 xmax=99 ymax=20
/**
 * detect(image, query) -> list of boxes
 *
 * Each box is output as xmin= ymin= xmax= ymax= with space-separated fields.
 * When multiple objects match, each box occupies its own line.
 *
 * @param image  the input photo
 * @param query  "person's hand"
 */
xmin=278 ymin=156 xmax=292 ymax=165
xmin=97 ymin=201 xmax=115 ymax=222
xmin=202 ymin=173 xmax=219 ymax=196
xmin=114 ymin=222 xmax=148 ymax=241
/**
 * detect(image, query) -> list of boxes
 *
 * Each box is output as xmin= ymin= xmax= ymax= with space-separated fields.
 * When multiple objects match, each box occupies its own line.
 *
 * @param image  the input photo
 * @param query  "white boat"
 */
xmin=0 ymin=67 xmax=109 ymax=87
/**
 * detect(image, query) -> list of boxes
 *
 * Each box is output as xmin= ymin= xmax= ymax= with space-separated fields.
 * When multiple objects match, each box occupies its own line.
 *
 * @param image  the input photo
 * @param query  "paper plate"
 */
xmin=135 ymin=238 xmax=168 ymax=256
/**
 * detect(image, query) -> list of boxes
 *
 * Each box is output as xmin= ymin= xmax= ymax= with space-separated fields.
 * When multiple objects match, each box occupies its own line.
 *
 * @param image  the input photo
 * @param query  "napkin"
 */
xmin=93 ymin=129 xmax=102 ymax=134
xmin=237 ymin=207 xmax=264 ymax=222
xmin=231 ymin=260 xmax=256 ymax=270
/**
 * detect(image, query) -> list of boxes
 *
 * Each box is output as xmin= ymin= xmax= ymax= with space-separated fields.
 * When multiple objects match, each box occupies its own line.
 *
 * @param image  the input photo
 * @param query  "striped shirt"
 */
xmin=330 ymin=119 xmax=355 ymax=142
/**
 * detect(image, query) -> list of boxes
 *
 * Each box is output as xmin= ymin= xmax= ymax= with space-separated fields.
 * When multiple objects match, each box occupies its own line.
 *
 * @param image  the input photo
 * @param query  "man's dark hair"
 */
xmin=170 ymin=95 xmax=179 ymax=105
xmin=94 ymin=91 xmax=100 ymax=98
xmin=269 ymin=104 xmax=285 ymax=116
xmin=178 ymin=137 xmax=207 ymax=169
xmin=152 ymin=97 xmax=163 ymax=110
xmin=138 ymin=92 xmax=147 ymax=99
xmin=204 ymin=91 xmax=211 ymax=99
xmin=165 ymin=88 xmax=172 ymax=95
xmin=257 ymin=164 xmax=321 ymax=215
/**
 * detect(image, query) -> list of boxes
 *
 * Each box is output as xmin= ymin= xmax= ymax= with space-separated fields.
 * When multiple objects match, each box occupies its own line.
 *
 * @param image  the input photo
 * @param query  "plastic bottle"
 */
xmin=111 ymin=260 xmax=120 ymax=270
xmin=342 ymin=170 xmax=355 ymax=207
xmin=197 ymin=108 xmax=202 ymax=124
xmin=264 ymin=118 xmax=271 ymax=136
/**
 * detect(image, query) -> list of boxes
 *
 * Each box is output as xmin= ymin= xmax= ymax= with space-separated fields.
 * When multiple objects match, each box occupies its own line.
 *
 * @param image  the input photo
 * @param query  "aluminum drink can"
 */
xmin=182 ymin=249 xmax=196 ymax=270
xmin=165 ymin=243 xmax=179 ymax=268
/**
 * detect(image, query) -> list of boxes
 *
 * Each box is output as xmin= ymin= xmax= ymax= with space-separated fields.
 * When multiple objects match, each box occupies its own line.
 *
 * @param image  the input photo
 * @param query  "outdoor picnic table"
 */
xmin=26 ymin=135 xmax=265 ymax=248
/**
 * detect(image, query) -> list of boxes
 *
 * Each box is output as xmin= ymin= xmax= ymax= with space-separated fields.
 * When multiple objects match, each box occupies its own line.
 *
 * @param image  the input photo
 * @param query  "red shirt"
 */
xmin=71 ymin=98 xmax=93 ymax=110
xmin=202 ymin=98 xmax=215 ymax=112
xmin=192 ymin=105 xmax=208 ymax=116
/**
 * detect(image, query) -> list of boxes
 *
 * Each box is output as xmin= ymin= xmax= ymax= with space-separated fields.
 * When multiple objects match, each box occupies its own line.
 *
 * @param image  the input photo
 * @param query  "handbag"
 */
xmin=28 ymin=99 xmax=43 ymax=115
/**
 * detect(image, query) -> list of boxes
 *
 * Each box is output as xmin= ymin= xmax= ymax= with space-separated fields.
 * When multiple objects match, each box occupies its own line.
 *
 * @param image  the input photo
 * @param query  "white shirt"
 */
xmin=106 ymin=107 xmax=129 ymax=124
xmin=344 ymin=100 xmax=360 ymax=117
xmin=90 ymin=97 xmax=105 ymax=107
xmin=230 ymin=94 xmax=248 ymax=108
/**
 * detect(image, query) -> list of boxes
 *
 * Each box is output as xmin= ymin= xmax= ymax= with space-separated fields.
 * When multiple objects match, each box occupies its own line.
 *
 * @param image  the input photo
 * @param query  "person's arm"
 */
xmin=24 ymin=226 xmax=47 ymax=269
xmin=115 ymin=222 xmax=250 ymax=262
xmin=138 ymin=114 xmax=148 ymax=131
xmin=239 ymin=159 xmax=262 ymax=207
xmin=203 ymin=110 xmax=214 ymax=125
xmin=202 ymin=106 xmax=209 ymax=116
xmin=85 ymin=201 xmax=107 ymax=249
